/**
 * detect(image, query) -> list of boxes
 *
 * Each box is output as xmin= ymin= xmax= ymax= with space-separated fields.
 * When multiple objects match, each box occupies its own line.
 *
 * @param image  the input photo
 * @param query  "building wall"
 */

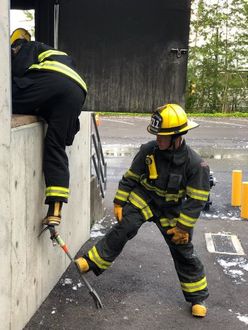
xmin=1 ymin=3 xmax=92 ymax=329
xmin=1 ymin=115 xmax=91 ymax=330
xmin=10 ymin=115 xmax=91 ymax=330
xmin=59 ymin=0 xmax=191 ymax=112
xmin=0 ymin=0 xmax=12 ymax=328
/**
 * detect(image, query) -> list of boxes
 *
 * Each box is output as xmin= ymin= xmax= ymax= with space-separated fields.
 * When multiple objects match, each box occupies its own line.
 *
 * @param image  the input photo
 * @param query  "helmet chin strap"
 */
xmin=169 ymin=135 xmax=182 ymax=150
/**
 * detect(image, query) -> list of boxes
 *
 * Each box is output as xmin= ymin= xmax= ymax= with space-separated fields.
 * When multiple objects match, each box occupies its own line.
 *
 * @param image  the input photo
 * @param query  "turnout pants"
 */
xmin=86 ymin=203 xmax=209 ymax=304
xmin=12 ymin=71 xmax=86 ymax=204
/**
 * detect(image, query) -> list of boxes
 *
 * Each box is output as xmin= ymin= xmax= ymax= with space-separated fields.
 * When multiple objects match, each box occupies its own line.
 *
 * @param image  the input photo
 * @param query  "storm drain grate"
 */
xmin=205 ymin=233 xmax=245 ymax=255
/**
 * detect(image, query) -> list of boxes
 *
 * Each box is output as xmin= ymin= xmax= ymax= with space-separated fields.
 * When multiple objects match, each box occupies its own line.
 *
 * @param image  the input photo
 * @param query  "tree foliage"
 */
xmin=186 ymin=0 xmax=248 ymax=113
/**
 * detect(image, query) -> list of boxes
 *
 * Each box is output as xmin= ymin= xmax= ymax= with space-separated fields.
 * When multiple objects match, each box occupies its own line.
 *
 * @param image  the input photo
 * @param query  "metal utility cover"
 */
xmin=205 ymin=233 xmax=245 ymax=256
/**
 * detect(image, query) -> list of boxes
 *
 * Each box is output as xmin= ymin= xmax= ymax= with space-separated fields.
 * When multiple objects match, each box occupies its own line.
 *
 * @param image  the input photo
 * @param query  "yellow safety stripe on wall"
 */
xmin=124 ymin=169 xmax=140 ymax=182
xmin=88 ymin=246 xmax=112 ymax=270
xmin=178 ymin=212 xmax=197 ymax=228
xmin=29 ymin=61 xmax=88 ymax=92
xmin=186 ymin=186 xmax=209 ymax=201
xmin=45 ymin=186 xmax=69 ymax=198
xmin=160 ymin=217 xmax=177 ymax=227
xmin=180 ymin=276 xmax=208 ymax=293
xmin=115 ymin=189 xmax=129 ymax=202
xmin=38 ymin=50 xmax=68 ymax=62
xmin=128 ymin=191 xmax=153 ymax=220
xmin=141 ymin=179 xmax=185 ymax=200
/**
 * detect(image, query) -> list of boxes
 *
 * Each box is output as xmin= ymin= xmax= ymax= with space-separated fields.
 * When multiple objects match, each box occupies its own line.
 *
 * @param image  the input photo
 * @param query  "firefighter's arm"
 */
xmin=177 ymin=161 xmax=210 ymax=232
xmin=167 ymin=161 xmax=210 ymax=244
xmin=113 ymin=146 xmax=148 ymax=223
xmin=113 ymin=145 xmax=147 ymax=206
xmin=113 ymin=170 xmax=140 ymax=222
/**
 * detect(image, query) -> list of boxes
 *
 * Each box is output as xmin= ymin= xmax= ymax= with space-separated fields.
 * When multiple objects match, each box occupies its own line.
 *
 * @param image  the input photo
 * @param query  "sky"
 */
xmin=10 ymin=10 xmax=35 ymax=37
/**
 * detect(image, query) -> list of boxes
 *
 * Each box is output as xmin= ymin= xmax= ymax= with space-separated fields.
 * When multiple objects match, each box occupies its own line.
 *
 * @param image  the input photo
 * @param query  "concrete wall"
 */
xmin=0 ymin=1 xmax=12 ymax=329
xmin=8 ymin=114 xmax=91 ymax=330
xmin=1 ymin=3 xmax=91 ymax=329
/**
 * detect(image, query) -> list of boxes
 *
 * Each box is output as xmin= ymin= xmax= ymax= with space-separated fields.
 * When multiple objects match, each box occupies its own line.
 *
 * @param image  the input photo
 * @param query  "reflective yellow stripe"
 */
xmin=186 ymin=186 xmax=209 ymax=201
xmin=165 ymin=193 xmax=181 ymax=202
xmin=141 ymin=179 xmax=166 ymax=197
xmin=124 ymin=169 xmax=140 ymax=182
xmin=115 ymin=189 xmax=129 ymax=202
xmin=128 ymin=191 xmax=153 ymax=220
xmin=160 ymin=217 xmax=177 ymax=227
xmin=38 ymin=50 xmax=68 ymax=62
xmin=178 ymin=212 xmax=197 ymax=228
xmin=88 ymin=246 xmax=111 ymax=270
xmin=141 ymin=206 xmax=153 ymax=220
xmin=180 ymin=276 xmax=208 ymax=293
xmin=29 ymin=60 xmax=88 ymax=92
xmin=141 ymin=179 xmax=185 ymax=200
xmin=46 ymin=186 xmax=69 ymax=198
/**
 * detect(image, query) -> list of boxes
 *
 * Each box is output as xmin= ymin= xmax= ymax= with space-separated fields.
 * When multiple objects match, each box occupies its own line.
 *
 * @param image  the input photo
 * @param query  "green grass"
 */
xmin=96 ymin=111 xmax=248 ymax=118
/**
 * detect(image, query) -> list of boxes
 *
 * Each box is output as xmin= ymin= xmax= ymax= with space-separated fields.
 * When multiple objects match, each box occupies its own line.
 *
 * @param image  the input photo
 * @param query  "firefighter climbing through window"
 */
xmin=10 ymin=28 xmax=87 ymax=226
xmin=75 ymin=104 xmax=210 ymax=318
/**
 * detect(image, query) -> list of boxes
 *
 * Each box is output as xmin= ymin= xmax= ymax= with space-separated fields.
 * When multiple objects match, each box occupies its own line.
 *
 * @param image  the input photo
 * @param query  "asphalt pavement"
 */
xmin=25 ymin=116 xmax=248 ymax=330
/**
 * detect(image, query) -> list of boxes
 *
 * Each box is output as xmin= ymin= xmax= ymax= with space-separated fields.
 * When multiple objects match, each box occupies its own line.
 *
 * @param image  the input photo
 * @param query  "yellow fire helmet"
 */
xmin=10 ymin=28 xmax=31 ymax=45
xmin=147 ymin=103 xmax=199 ymax=136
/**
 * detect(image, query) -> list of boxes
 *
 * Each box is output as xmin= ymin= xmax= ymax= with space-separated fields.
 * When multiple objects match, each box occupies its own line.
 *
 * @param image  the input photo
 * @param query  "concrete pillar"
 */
xmin=0 ymin=0 xmax=12 ymax=328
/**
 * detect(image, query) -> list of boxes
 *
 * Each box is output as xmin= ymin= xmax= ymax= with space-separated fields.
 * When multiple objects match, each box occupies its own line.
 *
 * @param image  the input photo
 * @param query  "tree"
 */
xmin=186 ymin=0 xmax=248 ymax=113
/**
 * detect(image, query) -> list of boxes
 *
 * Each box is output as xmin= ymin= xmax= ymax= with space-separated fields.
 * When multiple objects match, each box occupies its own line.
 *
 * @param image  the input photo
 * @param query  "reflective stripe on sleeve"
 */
xmin=124 ymin=169 xmax=140 ymax=182
xmin=114 ymin=189 xmax=129 ymax=202
xmin=38 ymin=50 xmax=68 ymax=62
xmin=186 ymin=186 xmax=209 ymax=201
xmin=128 ymin=191 xmax=153 ymax=220
xmin=180 ymin=276 xmax=208 ymax=293
xmin=160 ymin=217 xmax=177 ymax=227
xmin=178 ymin=212 xmax=197 ymax=228
xmin=29 ymin=60 xmax=88 ymax=92
xmin=88 ymin=246 xmax=112 ymax=270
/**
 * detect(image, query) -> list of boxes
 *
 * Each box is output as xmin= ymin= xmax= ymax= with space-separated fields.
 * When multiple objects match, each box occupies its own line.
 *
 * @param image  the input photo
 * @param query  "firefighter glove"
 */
xmin=167 ymin=226 xmax=189 ymax=245
xmin=114 ymin=204 xmax=123 ymax=222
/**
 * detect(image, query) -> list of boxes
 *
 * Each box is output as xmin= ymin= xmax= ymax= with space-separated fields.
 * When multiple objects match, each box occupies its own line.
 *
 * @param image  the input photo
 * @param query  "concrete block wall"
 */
xmin=1 ymin=112 xmax=91 ymax=330
xmin=1 ymin=4 xmax=92 ymax=328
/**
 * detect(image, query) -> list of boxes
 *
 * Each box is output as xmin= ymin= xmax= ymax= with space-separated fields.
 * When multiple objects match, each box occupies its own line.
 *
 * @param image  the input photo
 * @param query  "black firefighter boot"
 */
xmin=42 ymin=202 xmax=63 ymax=226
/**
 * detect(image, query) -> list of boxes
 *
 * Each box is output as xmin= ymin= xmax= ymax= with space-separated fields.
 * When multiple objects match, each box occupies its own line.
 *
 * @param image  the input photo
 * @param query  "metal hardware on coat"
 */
xmin=167 ymin=173 xmax=183 ymax=194
xmin=170 ymin=48 xmax=188 ymax=58
xmin=146 ymin=154 xmax=158 ymax=180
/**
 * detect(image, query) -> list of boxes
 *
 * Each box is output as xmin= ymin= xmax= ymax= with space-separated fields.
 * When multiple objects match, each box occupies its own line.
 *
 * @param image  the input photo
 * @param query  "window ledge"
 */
xmin=11 ymin=114 xmax=41 ymax=128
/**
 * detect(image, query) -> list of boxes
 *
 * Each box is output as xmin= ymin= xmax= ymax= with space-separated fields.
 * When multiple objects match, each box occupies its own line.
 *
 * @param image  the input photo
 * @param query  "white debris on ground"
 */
xmin=61 ymin=278 xmax=84 ymax=290
xmin=90 ymin=222 xmax=105 ymax=238
xmin=61 ymin=278 xmax=73 ymax=286
xmin=236 ymin=313 xmax=248 ymax=325
xmin=203 ymin=211 xmax=241 ymax=221
xmin=90 ymin=215 xmax=116 ymax=238
xmin=216 ymin=256 xmax=248 ymax=284
xmin=229 ymin=309 xmax=248 ymax=325
xmin=51 ymin=307 xmax=56 ymax=315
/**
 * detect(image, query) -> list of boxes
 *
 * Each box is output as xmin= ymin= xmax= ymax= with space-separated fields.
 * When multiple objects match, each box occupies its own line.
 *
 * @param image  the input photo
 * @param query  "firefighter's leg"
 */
xmin=75 ymin=203 xmax=145 ymax=275
xmin=42 ymin=78 xmax=85 ymax=226
xmin=156 ymin=223 xmax=208 ymax=315
xmin=12 ymin=72 xmax=86 ymax=224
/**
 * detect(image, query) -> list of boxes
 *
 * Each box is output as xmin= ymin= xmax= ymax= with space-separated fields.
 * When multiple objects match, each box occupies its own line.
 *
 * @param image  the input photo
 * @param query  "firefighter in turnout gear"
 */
xmin=11 ymin=28 xmax=87 ymax=226
xmin=75 ymin=104 xmax=210 ymax=317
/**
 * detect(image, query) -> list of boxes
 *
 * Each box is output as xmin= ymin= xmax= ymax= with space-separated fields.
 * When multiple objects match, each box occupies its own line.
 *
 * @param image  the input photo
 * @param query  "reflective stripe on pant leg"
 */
xmin=156 ymin=220 xmax=209 ymax=302
xmin=88 ymin=246 xmax=112 ymax=270
xmin=180 ymin=276 xmax=208 ymax=293
xmin=87 ymin=204 xmax=145 ymax=274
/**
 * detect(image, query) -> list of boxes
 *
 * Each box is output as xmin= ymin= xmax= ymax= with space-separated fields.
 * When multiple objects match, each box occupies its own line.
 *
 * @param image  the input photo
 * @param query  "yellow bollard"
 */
xmin=241 ymin=182 xmax=248 ymax=219
xmin=231 ymin=170 xmax=242 ymax=206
